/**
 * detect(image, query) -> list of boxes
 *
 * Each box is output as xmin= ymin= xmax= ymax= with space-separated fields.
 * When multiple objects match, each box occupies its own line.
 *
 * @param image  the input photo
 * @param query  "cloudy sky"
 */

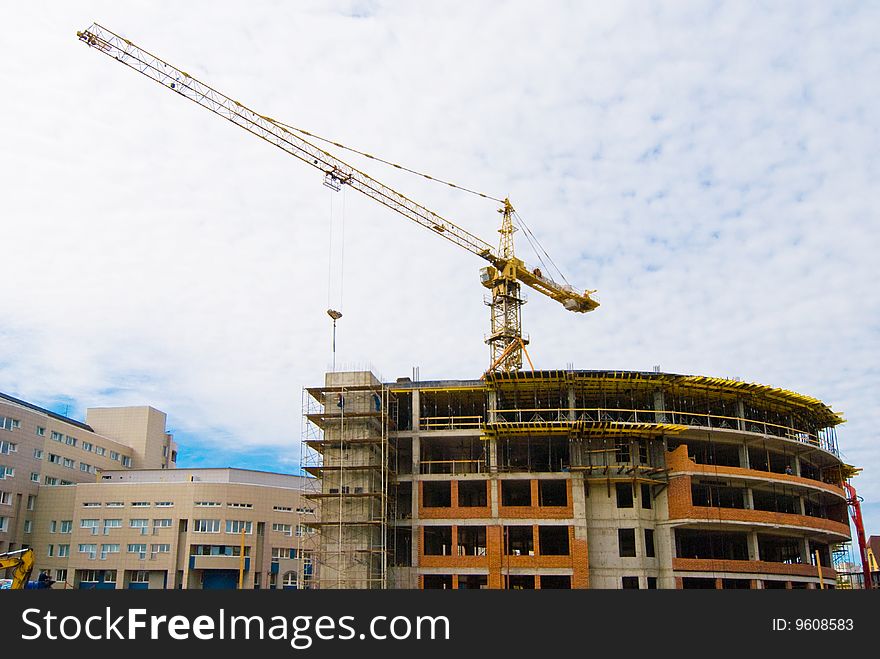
xmin=1 ymin=2 xmax=877 ymax=536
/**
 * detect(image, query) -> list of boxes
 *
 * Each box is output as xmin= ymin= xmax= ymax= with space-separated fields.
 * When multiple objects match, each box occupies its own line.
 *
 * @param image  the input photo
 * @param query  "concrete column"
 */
xmin=798 ymin=496 xmax=806 ymax=516
xmin=411 ymin=435 xmax=420 ymax=477
xmin=793 ymin=454 xmax=802 ymax=477
xmin=744 ymin=487 xmax=754 ymax=510
xmin=411 ymin=389 xmax=420 ymax=433
xmin=487 ymin=438 xmax=498 ymax=475
xmin=653 ymin=390 xmax=665 ymax=422
xmin=568 ymin=386 xmax=576 ymax=422
xmin=487 ymin=389 xmax=497 ymax=424
xmin=735 ymin=398 xmax=745 ymax=431
xmin=739 ymin=442 xmax=750 ymax=469
xmin=802 ymin=537 xmax=812 ymax=566
xmin=748 ymin=531 xmax=759 ymax=561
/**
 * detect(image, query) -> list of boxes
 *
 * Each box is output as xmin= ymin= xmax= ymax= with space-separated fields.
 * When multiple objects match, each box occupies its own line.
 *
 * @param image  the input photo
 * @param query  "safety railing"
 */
xmin=492 ymin=408 xmax=837 ymax=454
xmin=420 ymin=459 xmax=487 ymax=475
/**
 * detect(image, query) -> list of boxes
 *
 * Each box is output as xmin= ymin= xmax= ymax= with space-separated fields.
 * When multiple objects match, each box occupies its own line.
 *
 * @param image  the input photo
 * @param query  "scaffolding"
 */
xmin=300 ymin=377 xmax=393 ymax=589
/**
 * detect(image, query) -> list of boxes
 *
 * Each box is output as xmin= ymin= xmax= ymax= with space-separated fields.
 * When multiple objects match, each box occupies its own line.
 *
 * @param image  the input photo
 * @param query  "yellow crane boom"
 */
xmin=77 ymin=23 xmax=599 ymax=371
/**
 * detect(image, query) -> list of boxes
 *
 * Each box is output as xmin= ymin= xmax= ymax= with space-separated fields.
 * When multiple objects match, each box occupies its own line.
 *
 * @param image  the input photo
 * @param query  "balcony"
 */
xmin=189 ymin=555 xmax=250 ymax=571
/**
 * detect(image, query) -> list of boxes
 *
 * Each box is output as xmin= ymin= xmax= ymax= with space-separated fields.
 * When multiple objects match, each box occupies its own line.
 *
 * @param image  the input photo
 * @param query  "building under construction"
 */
xmin=302 ymin=368 xmax=854 ymax=589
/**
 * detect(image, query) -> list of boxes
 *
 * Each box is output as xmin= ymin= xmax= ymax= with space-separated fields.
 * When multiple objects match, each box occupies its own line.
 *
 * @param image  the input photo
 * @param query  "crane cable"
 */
xmin=512 ymin=211 xmax=571 ymax=286
xmin=273 ymin=116 xmax=574 ymax=288
xmin=269 ymin=118 xmax=505 ymax=204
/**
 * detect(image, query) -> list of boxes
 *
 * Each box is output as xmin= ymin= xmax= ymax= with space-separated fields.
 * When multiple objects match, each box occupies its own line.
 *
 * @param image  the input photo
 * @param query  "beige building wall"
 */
xmin=1 ymin=394 xmax=174 ymax=555
xmin=28 ymin=469 xmax=319 ymax=590
xmin=86 ymin=407 xmax=177 ymax=470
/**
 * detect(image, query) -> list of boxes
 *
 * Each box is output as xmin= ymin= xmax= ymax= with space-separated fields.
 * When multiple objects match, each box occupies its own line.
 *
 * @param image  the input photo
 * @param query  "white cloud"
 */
xmin=1 ymin=1 xmax=878 ymax=530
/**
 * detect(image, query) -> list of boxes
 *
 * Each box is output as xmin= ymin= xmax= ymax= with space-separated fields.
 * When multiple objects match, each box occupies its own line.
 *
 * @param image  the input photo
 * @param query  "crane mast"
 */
xmin=77 ymin=23 xmax=599 ymax=372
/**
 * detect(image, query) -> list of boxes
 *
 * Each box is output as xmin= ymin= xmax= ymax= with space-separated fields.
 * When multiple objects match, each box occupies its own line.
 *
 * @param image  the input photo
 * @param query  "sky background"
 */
xmin=1 ymin=2 xmax=877 ymax=542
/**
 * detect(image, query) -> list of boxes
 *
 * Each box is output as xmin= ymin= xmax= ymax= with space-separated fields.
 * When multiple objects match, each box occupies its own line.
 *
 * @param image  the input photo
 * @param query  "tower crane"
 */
xmin=77 ymin=23 xmax=599 ymax=372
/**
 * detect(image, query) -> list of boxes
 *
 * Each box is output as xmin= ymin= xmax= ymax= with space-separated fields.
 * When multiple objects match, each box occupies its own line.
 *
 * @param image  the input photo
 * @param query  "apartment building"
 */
xmin=29 ymin=468 xmax=318 ymax=589
xmin=1 ymin=392 xmax=176 ymax=554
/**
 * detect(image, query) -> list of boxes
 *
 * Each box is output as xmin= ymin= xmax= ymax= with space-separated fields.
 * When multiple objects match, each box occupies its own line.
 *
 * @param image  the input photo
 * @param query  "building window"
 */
xmin=55 ymin=569 xmax=67 ymax=583
xmin=47 ymin=544 xmax=55 ymax=557
xmin=95 ymin=447 xmax=106 ymax=456
xmin=82 ymin=442 xmax=93 ymax=452
xmin=80 ymin=519 xmax=99 ymax=531
xmin=226 ymin=520 xmax=252 ymax=535
xmin=295 ymin=524 xmax=314 ymax=537
xmin=65 ymin=436 xmax=77 ymax=447
xmin=63 ymin=458 xmax=75 ymax=469
xmin=109 ymin=451 xmax=119 ymax=461
xmin=641 ymin=484 xmax=652 ymax=509
xmin=100 ymin=544 xmax=120 ymax=559
xmin=194 ymin=519 xmax=221 ymax=533
xmin=227 ymin=502 xmax=253 ymax=509
xmin=503 ymin=526 xmax=534 ymax=556
xmin=0 ymin=465 xmax=14 ymax=478
xmin=82 ymin=502 xmax=101 ymax=508
xmin=127 ymin=544 xmax=148 ymax=558
xmin=0 ymin=491 xmax=10 ymax=505
xmin=51 ymin=431 xmax=63 ymax=442
xmin=500 ymin=480 xmax=532 ymax=506
xmin=103 ymin=519 xmax=122 ymax=532
xmin=0 ymin=517 xmax=7 ymax=532
xmin=537 ymin=526 xmax=570 ymax=555
xmin=424 ymin=526 xmax=453 ymax=556
xmin=78 ymin=544 xmax=97 ymax=559
xmin=60 ymin=520 xmax=72 ymax=534
xmin=1 ymin=417 xmax=21 ymax=430
xmin=423 ymin=481 xmax=452 ymax=508
xmin=33 ymin=448 xmax=43 ymax=460
xmin=296 ymin=507 xmax=315 ymax=515
xmin=195 ymin=501 xmax=221 ymax=507
xmin=615 ymin=482 xmax=634 ymax=508
xmin=48 ymin=454 xmax=61 ymax=465
xmin=618 ymin=528 xmax=637 ymax=557
xmin=282 ymin=572 xmax=297 ymax=589
xmin=131 ymin=570 xmax=149 ymax=583
xmin=273 ymin=505 xmax=292 ymax=513
xmin=150 ymin=544 xmax=170 ymax=554
xmin=272 ymin=523 xmax=293 ymax=536
xmin=622 ymin=576 xmax=640 ymax=589
xmin=58 ymin=544 xmax=69 ymax=557
xmin=155 ymin=501 xmax=173 ymax=508
xmin=36 ymin=426 xmax=46 ymax=437
xmin=272 ymin=547 xmax=297 ymax=561
xmin=24 ymin=520 xmax=32 ymax=533
xmin=80 ymin=463 xmax=94 ymax=473
xmin=27 ymin=495 xmax=36 ymax=510
xmin=44 ymin=476 xmax=58 ymax=486
xmin=131 ymin=502 xmax=150 ymax=508
xmin=130 ymin=519 xmax=149 ymax=531
xmin=30 ymin=473 xmax=39 ymax=482
xmin=645 ymin=529 xmax=656 ymax=558
xmin=105 ymin=502 xmax=124 ymax=508
xmin=152 ymin=518 xmax=172 ymax=528
xmin=121 ymin=456 xmax=131 ymax=468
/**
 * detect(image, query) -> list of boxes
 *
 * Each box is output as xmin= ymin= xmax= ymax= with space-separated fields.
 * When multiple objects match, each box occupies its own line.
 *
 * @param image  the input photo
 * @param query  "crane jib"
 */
xmin=76 ymin=23 xmax=599 ymax=372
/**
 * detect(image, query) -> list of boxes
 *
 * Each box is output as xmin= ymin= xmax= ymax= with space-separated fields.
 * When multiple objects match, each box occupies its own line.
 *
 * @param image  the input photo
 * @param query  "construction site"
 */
xmin=301 ymin=368 xmax=860 ymax=589
xmin=56 ymin=24 xmax=875 ymax=590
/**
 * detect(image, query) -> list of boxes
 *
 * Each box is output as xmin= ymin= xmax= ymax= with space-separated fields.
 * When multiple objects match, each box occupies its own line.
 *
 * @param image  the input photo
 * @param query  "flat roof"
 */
xmin=0 ymin=391 xmax=94 ymax=432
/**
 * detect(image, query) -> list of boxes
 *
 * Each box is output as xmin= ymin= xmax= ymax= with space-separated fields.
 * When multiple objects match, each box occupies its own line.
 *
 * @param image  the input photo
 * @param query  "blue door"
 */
xmin=202 ymin=570 xmax=238 ymax=590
